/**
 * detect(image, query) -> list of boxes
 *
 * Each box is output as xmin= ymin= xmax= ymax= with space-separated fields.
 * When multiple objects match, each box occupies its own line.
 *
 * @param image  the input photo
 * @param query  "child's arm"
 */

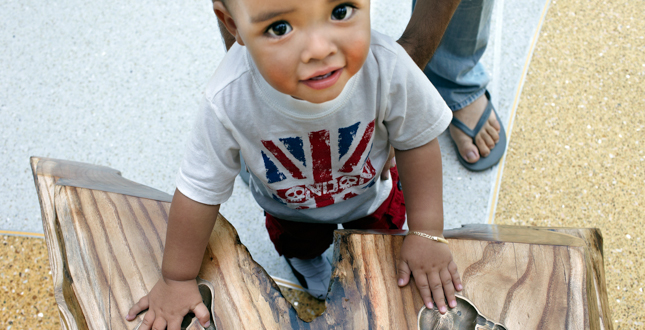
xmin=126 ymin=189 xmax=218 ymax=329
xmin=394 ymin=138 xmax=463 ymax=314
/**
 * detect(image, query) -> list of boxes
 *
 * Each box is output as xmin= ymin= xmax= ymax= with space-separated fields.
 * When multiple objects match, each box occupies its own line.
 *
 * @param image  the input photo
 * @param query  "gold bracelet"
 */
xmin=407 ymin=231 xmax=449 ymax=245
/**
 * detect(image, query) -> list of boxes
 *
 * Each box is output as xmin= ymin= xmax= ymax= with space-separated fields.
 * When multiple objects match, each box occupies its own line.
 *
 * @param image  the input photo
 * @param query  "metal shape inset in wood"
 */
xmin=417 ymin=296 xmax=506 ymax=330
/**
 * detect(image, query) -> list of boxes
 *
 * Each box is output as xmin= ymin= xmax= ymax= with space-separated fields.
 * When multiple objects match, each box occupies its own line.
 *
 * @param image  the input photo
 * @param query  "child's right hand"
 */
xmin=126 ymin=278 xmax=211 ymax=330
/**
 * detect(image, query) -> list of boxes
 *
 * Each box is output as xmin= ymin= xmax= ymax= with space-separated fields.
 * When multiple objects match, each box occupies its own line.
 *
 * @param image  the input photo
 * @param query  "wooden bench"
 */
xmin=30 ymin=157 xmax=612 ymax=329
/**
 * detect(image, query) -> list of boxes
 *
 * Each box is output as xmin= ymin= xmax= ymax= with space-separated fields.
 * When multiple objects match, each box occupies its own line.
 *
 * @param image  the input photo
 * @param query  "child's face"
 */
xmin=215 ymin=0 xmax=371 ymax=104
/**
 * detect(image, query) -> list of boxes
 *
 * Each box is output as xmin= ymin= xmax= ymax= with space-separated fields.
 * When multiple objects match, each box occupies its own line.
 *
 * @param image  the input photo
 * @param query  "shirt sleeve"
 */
xmin=175 ymin=96 xmax=241 ymax=205
xmin=384 ymin=46 xmax=453 ymax=151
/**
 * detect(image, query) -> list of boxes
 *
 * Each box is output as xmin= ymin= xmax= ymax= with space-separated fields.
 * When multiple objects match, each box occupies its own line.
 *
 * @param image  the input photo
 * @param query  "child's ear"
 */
xmin=213 ymin=1 xmax=245 ymax=46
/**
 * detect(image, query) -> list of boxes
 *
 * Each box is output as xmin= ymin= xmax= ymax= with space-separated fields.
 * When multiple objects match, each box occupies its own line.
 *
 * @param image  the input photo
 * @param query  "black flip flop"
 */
xmin=450 ymin=91 xmax=507 ymax=172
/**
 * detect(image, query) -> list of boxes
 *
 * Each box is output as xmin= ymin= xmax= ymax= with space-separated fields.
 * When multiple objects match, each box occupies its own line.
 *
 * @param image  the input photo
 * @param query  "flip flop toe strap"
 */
xmin=450 ymin=99 xmax=494 ymax=142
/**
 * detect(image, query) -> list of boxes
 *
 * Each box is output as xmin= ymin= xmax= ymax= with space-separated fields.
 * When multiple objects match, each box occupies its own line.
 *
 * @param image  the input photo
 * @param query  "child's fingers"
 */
xmin=439 ymin=268 xmax=457 ymax=309
xmin=448 ymin=261 xmax=463 ymax=291
xmin=126 ymin=296 xmax=149 ymax=321
xmin=138 ymin=309 xmax=156 ymax=330
xmin=412 ymin=269 xmax=433 ymax=309
xmin=380 ymin=169 xmax=390 ymax=180
xmin=167 ymin=318 xmax=183 ymax=330
xmin=429 ymin=272 xmax=448 ymax=314
xmin=151 ymin=317 xmax=167 ymax=330
xmin=380 ymin=149 xmax=395 ymax=180
xmin=397 ymin=260 xmax=412 ymax=287
xmin=192 ymin=302 xmax=211 ymax=328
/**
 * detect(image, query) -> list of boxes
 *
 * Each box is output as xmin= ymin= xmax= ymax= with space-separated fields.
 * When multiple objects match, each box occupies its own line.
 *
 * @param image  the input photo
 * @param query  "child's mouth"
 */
xmin=301 ymin=68 xmax=343 ymax=90
xmin=310 ymin=71 xmax=334 ymax=80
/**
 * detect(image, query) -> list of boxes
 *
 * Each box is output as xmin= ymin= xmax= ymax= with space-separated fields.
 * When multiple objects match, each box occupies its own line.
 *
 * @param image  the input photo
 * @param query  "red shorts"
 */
xmin=265 ymin=166 xmax=406 ymax=259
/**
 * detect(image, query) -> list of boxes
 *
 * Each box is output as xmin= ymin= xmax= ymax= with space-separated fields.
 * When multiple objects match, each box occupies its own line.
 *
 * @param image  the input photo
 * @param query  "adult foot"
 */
xmin=449 ymin=93 xmax=501 ymax=163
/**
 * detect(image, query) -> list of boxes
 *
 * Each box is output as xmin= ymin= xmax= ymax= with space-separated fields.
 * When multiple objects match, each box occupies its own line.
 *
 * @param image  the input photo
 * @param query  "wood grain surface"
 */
xmin=30 ymin=157 xmax=89 ymax=330
xmin=31 ymin=157 xmax=612 ymax=329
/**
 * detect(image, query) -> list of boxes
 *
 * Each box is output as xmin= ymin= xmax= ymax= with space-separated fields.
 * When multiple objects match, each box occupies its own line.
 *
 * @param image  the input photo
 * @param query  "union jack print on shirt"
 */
xmin=260 ymin=120 xmax=377 ymax=209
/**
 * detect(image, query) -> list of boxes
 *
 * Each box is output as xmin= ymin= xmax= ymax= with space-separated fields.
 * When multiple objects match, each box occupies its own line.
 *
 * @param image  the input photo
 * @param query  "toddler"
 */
xmin=127 ymin=0 xmax=462 ymax=328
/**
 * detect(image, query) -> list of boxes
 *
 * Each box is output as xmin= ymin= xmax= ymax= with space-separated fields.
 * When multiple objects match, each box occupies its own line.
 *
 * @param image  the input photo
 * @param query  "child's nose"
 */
xmin=300 ymin=31 xmax=337 ymax=63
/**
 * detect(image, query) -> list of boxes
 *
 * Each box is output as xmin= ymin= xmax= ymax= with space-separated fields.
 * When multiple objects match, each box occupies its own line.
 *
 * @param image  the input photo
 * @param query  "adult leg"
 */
xmin=414 ymin=0 xmax=504 ymax=167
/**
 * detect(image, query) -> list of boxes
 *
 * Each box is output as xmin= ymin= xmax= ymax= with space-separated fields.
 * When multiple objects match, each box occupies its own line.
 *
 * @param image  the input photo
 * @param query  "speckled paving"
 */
xmin=493 ymin=0 xmax=645 ymax=328
xmin=0 ymin=235 xmax=59 ymax=329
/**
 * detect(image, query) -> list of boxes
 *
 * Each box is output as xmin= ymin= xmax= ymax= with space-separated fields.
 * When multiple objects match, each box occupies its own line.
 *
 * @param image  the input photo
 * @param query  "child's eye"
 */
xmin=266 ymin=21 xmax=292 ymax=37
xmin=331 ymin=4 xmax=356 ymax=21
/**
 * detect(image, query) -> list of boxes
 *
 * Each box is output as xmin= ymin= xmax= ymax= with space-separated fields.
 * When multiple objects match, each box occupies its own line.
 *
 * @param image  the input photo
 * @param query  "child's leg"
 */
xmin=342 ymin=166 xmax=406 ymax=230
xmin=265 ymin=214 xmax=335 ymax=299
xmin=265 ymin=214 xmax=337 ymax=259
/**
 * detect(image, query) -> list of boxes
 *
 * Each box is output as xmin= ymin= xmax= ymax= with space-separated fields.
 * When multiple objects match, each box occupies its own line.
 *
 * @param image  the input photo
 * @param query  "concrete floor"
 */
xmin=2 ymin=0 xmax=644 ymax=327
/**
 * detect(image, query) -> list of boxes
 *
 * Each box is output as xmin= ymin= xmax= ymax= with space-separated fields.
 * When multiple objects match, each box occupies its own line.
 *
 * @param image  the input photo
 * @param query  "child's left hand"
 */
xmin=397 ymin=233 xmax=462 ymax=314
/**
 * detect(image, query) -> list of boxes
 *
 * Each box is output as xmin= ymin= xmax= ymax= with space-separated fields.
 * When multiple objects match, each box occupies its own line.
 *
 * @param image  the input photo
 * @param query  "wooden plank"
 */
xmin=539 ymin=227 xmax=611 ymax=330
xmin=31 ymin=157 xmax=612 ymax=329
xmin=30 ymin=157 xmax=88 ymax=330
xmin=34 ymin=156 xmax=172 ymax=203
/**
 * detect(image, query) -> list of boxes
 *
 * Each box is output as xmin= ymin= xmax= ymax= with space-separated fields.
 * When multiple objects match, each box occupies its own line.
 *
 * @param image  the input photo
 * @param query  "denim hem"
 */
xmin=448 ymin=89 xmax=487 ymax=112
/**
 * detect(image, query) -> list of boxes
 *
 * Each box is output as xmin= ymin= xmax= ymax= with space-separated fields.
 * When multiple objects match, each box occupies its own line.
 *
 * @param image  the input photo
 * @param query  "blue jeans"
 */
xmin=412 ymin=0 xmax=494 ymax=111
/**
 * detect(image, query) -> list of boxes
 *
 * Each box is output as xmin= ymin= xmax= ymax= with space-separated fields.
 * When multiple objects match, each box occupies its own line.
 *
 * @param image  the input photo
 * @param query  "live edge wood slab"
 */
xmin=30 ymin=157 xmax=612 ymax=330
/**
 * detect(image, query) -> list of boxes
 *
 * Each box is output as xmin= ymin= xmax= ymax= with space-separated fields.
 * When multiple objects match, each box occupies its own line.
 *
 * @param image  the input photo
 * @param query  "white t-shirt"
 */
xmin=176 ymin=30 xmax=452 ymax=224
